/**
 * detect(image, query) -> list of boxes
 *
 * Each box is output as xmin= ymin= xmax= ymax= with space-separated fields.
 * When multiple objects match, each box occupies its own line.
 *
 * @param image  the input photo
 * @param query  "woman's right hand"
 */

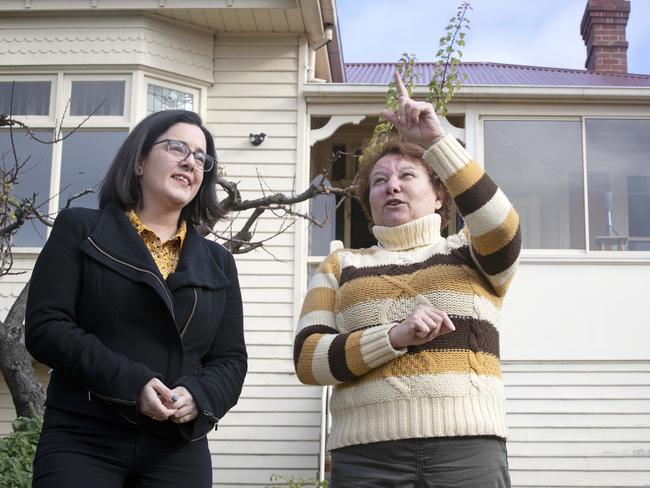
xmin=389 ymin=305 xmax=455 ymax=349
xmin=137 ymin=378 xmax=178 ymax=421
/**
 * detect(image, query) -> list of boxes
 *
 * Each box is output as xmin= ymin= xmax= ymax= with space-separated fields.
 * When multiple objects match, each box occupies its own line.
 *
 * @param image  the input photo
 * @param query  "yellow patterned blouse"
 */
xmin=127 ymin=209 xmax=187 ymax=279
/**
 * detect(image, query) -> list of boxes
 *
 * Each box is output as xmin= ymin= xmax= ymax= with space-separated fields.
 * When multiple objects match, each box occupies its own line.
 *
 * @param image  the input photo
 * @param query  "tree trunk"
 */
xmin=0 ymin=281 xmax=45 ymax=418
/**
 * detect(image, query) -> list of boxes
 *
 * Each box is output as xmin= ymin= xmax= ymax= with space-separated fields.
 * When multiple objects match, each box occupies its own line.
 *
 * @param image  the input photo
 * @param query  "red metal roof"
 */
xmin=345 ymin=62 xmax=650 ymax=87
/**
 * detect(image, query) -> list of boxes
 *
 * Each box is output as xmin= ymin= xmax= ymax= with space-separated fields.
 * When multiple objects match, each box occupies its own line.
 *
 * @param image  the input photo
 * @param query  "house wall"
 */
xmin=502 ymin=263 xmax=650 ymax=487
xmin=205 ymin=33 xmax=322 ymax=485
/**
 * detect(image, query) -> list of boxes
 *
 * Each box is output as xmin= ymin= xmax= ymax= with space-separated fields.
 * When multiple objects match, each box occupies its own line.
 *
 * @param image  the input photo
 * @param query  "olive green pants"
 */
xmin=330 ymin=436 xmax=511 ymax=488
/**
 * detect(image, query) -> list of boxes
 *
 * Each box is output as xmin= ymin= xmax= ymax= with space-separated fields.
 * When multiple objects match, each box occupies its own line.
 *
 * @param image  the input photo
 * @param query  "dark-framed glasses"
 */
xmin=152 ymin=138 xmax=216 ymax=172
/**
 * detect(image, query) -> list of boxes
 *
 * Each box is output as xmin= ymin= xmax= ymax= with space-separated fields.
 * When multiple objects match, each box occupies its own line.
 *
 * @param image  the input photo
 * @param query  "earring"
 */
xmin=135 ymin=166 xmax=143 ymax=176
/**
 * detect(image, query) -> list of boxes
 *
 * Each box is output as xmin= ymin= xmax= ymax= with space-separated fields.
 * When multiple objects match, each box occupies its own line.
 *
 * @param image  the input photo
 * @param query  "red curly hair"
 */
xmin=356 ymin=134 xmax=452 ymax=228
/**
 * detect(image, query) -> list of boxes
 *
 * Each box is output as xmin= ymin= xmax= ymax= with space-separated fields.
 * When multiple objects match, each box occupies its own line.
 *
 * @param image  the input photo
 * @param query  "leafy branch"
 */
xmin=427 ymin=1 xmax=472 ymax=116
xmin=366 ymin=0 xmax=471 ymax=153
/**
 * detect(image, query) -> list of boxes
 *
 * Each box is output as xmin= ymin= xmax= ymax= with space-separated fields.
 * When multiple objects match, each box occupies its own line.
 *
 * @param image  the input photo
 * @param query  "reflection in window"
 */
xmin=484 ymin=120 xmax=585 ymax=249
xmin=309 ymin=187 xmax=337 ymax=257
xmin=147 ymin=84 xmax=193 ymax=114
xmin=70 ymin=81 xmax=125 ymax=116
xmin=586 ymin=119 xmax=650 ymax=251
xmin=0 ymin=130 xmax=53 ymax=246
xmin=0 ymin=81 xmax=50 ymax=115
xmin=60 ymin=130 xmax=128 ymax=209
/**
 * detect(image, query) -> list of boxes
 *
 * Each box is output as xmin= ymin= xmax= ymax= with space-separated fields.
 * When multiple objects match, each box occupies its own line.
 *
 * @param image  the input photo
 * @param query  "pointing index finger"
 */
xmin=394 ymin=71 xmax=408 ymax=99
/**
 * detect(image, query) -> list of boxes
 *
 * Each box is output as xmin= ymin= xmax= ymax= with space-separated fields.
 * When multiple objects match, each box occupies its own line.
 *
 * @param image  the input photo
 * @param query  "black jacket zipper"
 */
xmin=87 ymin=237 xmax=176 ymax=321
xmin=180 ymin=288 xmax=197 ymax=338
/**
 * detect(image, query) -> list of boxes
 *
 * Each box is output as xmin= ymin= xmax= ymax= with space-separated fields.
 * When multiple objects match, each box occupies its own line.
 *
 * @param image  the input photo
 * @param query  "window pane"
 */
xmin=70 ymin=81 xmax=125 ymax=116
xmin=484 ymin=120 xmax=585 ymax=249
xmin=0 ymin=130 xmax=53 ymax=246
xmin=147 ymin=84 xmax=193 ymax=114
xmin=0 ymin=81 xmax=50 ymax=115
xmin=60 ymin=130 xmax=128 ymax=209
xmin=586 ymin=119 xmax=650 ymax=251
xmin=309 ymin=191 xmax=337 ymax=256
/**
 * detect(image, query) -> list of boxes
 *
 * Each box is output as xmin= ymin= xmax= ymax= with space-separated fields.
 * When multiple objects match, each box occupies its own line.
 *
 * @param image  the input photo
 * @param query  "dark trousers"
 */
xmin=32 ymin=408 xmax=212 ymax=488
xmin=331 ymin=436 xmax=511 ymax=488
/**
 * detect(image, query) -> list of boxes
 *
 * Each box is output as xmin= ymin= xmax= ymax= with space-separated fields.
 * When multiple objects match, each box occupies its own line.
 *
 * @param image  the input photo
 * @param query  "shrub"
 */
xmin=0 ymin=416 xmax=43 ymax=488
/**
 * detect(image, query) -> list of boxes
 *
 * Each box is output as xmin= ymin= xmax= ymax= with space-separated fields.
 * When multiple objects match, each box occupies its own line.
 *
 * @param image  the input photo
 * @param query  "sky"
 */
xmin=336 ymin=0 xmax=650 ymax=75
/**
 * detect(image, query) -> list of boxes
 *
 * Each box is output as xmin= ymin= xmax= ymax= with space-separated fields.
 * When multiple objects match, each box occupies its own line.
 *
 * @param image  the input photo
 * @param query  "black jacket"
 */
xmin=25 ymin=201 xmax=247 ymax=441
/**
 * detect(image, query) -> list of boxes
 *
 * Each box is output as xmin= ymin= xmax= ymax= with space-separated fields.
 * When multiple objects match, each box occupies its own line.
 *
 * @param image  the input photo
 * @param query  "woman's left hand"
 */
xmin=381 ymin=71 xmax=446 ymax=147
xmin=165 ymin=386 xmax=199 ymax=424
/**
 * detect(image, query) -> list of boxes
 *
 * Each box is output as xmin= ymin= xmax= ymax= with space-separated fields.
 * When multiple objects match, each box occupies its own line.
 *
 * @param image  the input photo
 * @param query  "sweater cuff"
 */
xmin=360 ymin=323 xmax=406 ymax=370
xmin=422 ymin=134 xmax=472 ymax=182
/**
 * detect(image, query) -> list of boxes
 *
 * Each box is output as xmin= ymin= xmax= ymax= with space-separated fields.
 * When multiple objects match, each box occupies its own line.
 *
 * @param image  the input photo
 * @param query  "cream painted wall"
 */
xmin=205 ymin=33 xmax=322 ymax=486
xmin=501 ymin=260 xmax=649 ymax=361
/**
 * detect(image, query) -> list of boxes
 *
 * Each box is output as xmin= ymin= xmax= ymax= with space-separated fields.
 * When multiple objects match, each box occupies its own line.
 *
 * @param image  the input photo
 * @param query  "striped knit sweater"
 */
xmin=293 ymin=135 xmax=521 ymax=451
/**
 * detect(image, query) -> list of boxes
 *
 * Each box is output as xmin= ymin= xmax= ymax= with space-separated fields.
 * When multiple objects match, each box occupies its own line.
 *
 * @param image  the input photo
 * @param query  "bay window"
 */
xmin=0 ymin=81 xmax=51 ymax=116
xmin=1 ymin=75 xmax=131 ymax=247
xmin=70 ymin=80 xmax=126 ymax=116
xmin=146 ymin=82 xmax=196 ymax=114
xmin=1 ymin=73 xmax=204 ymax=249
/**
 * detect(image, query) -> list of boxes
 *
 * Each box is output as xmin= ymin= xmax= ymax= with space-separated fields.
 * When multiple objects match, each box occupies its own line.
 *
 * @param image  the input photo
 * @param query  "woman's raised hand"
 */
xmin=381 ymin=71 xmax=446 ymax=148
xmin=389 ymin=305 xmax=455 ymax=349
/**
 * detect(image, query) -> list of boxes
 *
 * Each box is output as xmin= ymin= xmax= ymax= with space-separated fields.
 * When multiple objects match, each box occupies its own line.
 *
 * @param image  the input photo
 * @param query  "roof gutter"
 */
xmin=303 ymin=83 xmax=650 ymax=103
xmin=321 ymin=0 xmax=345 ymax=82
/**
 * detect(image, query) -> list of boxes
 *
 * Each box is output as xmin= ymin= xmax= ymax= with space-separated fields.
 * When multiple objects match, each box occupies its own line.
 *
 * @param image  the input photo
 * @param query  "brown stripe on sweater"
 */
xmin=474 ymin=226 xmax=521 ymax=276
xmin=345 ymin=330 xmax=369 ymax=376
xmin=340 ymin=252 xmax=469 ymax=286
xmin=444 ymin=160 xmax=485 ymax=198
xmin=338 ymin=350 xmax=501 ymax=389
xmin=300 ymin=287 xmax=336 ymax=317
xmin=338 ymin=264 xmax=501 ymax=311
xmin=472 ymin=208 xmax=519 ymax=256
xmin=295 ymin=334 xmax=321 ymax=384
xmin=454 ymin=173 xmax=499 ymax=217
xmin=329 ymin=333 xmax=357 ymax=382
xmin=407 ymin=317 xmax=499 ymax=357
xmin=450 ymin=245 xmax=474 ymax=267
xmin=294 ymin=324 xmax=338 ymax=365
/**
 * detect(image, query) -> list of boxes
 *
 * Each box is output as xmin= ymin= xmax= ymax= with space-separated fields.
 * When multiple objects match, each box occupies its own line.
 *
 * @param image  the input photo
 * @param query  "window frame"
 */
xmin=4 ymin=69 xmax=207 ymax=253
xmin=61 ymin=73 xmax=132 ymax=127
xmin=0 ymin=74 xmax=57 ymax=127
xmin=479 ymin=112 xmax=650 ymax=263
xmin=143 ymin=76 xmax=200 ymax=116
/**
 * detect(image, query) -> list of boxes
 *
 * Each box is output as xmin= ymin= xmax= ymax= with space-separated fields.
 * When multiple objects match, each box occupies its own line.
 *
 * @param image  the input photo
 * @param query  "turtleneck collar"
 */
xmin=372 ymin=213 xmax=443 ymax=251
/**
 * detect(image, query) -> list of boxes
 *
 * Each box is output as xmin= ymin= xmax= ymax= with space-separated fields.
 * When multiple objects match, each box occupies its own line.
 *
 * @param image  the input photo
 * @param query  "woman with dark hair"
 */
xmin=294 ymin=73 xmax=520 ymax=487
xmin=26 ymin=109 xmax=247 ymax=488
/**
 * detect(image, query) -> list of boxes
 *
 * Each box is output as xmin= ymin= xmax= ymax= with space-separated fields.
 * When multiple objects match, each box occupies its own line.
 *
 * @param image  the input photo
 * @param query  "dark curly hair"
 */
xmin=356 ymin=134 xmax=452 ymax=228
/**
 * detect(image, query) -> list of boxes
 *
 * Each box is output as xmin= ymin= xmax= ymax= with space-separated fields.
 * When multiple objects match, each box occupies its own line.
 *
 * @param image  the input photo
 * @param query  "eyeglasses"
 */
xmin=152 ymin=139 xmax=216 ymax=172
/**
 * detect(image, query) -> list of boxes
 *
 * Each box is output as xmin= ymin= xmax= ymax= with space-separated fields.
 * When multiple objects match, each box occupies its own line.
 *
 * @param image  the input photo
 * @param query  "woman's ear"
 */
xmin=135 ymin=165 xmax=143 ymax=176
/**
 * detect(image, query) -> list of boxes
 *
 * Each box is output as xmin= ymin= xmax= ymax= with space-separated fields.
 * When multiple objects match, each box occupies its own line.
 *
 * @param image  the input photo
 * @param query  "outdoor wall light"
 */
xmin=249 ymin=133 xmax=266 ymax=146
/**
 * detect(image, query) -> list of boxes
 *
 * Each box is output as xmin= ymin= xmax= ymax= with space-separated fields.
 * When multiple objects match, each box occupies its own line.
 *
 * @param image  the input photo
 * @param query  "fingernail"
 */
xmin=171 ymin=395 xmax=178 ymax=402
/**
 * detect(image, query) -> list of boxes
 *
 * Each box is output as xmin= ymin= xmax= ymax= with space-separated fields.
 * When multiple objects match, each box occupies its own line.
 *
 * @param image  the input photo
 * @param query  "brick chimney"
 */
xmin=580 ymin=0 xmax=630 ymax=73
